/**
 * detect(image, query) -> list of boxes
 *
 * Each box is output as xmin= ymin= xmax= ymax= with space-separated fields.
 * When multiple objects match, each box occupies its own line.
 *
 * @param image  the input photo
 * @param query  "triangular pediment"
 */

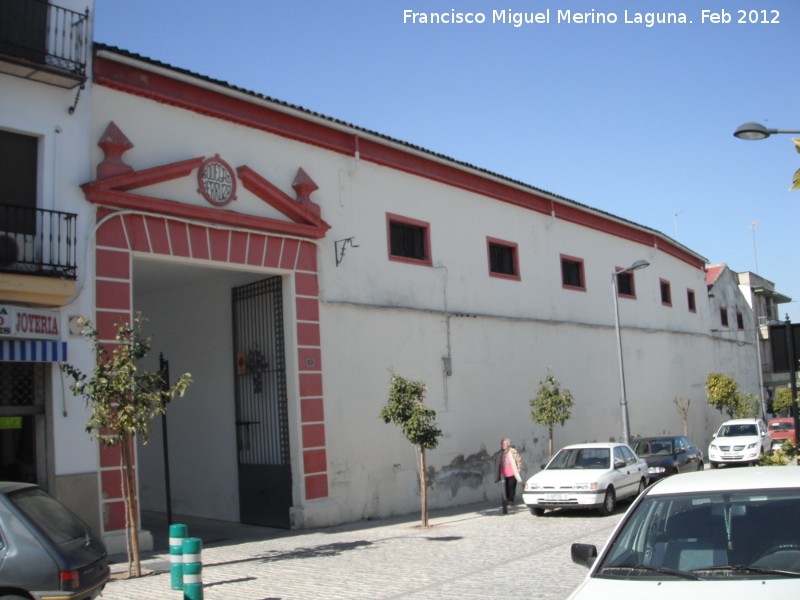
xmin=83 ymin=122 xmax=329 ymax=239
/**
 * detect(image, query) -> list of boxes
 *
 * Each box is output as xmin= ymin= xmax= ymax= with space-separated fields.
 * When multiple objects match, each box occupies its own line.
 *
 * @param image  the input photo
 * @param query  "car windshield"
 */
xmin=595 ymin=489 xmax=800 ymax=579
xmin=717 ymin=424 xmax=758 ymax=437
xmin=548 ymin=447 xmax=609 ymax=470
xmin=632 ymin=440 xmax=673 ymax=457
xmin=10 ymin=487 xmax=88 ymax=546
xmin=770 ymin=422 xmax=794 ymax=432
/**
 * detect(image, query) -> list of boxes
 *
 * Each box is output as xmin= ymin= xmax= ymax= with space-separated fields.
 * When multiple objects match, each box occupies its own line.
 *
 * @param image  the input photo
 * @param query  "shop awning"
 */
xmin=0 ymin=339 xmax=68 ymax=362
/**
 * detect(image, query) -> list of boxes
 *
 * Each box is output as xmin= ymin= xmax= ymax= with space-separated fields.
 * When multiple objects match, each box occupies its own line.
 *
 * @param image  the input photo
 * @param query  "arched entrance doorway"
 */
xmin=82 ymin=123 xmax=331 ymax=542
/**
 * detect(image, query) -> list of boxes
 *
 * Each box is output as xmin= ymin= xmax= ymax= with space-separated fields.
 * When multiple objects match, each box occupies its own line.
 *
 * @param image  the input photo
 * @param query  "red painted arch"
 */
xmin=87 ymin=192 xmax=328 ymax=534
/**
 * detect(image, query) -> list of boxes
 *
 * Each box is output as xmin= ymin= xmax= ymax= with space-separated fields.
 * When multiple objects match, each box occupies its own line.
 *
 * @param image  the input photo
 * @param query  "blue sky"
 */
xmin=94 ymin=0 xmax=800 ymax=320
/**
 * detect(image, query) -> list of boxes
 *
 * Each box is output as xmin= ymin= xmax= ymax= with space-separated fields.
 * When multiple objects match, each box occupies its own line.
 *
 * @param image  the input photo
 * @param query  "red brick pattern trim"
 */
xmin=303 ymin=448 xmax=327 ymax=474
xmin=94 ymin=210 xmax=328 ymax=534
xmin=304 ymin=473 xmax=328 ymax=501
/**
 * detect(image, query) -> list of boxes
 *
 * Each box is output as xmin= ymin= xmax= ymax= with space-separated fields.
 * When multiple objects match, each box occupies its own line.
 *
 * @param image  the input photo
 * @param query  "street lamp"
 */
xmin=612 ymin=259 xmax=650 ymax=445
xmin=733 ymin=122 xmax=800 ymax=140
xmin=734 ymin=122 xmax=800 ymax=190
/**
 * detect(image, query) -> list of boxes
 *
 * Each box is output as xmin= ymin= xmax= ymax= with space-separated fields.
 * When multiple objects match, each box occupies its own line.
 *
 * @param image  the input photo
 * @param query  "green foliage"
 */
xmin=773 ymin=387 xmax=793 ymax=415
xmin=705 ymin=373 xmax=738 ymax=414
xmin=380 ymin=373 xmax=442 ymax=450
xmin=705 ymin=373 xmax=759 ymax=419
xmin=530 ymin=368 xmax=574 ymax=457
xmin=733 ymin=393 xmax=760 ymax=419
xmin=759 ymin=441 xmax=796 ymax=466
xmin=60 ymin=313 xmax=193 ymax=446
xmin=530 ymin=368 xmax=574 ymax=428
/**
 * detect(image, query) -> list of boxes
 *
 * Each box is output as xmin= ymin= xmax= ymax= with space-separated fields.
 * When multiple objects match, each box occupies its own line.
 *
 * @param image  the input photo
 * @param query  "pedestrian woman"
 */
xmin=495 ymin=438 xmax=523 ymax=513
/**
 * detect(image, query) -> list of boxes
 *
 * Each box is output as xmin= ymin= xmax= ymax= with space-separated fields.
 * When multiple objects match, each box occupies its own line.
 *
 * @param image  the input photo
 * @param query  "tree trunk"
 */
xmin=548 ymin=425 xmax=554 ymax=458
xmin=419 ymin=446 xmax=428 ymax=528
xmin=120 ymin=438 xmax=141 ymax=577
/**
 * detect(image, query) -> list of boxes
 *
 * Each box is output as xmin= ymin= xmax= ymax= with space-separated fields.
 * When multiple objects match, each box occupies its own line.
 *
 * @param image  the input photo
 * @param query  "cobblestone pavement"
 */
xmin=101 ymin=500 xmax=624 ymax=599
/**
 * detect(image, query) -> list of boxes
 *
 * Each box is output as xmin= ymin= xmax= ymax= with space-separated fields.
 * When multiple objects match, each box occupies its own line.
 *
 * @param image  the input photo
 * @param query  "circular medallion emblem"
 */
xmin=198 ymin=155 xmax=236 ymax=206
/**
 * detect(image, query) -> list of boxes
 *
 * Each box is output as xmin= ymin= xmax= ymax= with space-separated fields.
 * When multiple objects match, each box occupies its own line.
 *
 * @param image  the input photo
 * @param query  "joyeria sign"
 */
xmin=0 ymin=306 xmax=61 ymax=340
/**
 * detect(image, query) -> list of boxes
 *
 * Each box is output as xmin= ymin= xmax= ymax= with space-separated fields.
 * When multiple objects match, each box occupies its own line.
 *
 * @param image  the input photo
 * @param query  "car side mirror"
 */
xmin=614 ymin=459 xmax=625 ymax=469
xmin=571 ymin=543 xmax=598 ymax=568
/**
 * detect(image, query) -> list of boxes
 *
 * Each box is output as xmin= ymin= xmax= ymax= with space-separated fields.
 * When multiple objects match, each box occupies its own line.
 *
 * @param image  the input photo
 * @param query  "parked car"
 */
xmin=630 ymin=435 xmax=704 ymax=483
xmin=0 ymin=481 xmax=109 ymax=599
xmin=708 ymin=418 xmax=771 ymax=468
xmin=568 ymin=468 xmax=800 ymax=598
xmin=768 ymin=417 xmax=797 ymax=451
xmin=522 ymin=443 xmax=649 ymax=516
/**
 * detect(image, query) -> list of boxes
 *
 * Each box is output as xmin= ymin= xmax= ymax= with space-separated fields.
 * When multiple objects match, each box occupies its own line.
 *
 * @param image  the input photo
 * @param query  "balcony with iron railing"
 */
xmin=0 ymin=0 xmax=89 ymax=89
xmin=0 ymin=204 xmax=77 ymax=279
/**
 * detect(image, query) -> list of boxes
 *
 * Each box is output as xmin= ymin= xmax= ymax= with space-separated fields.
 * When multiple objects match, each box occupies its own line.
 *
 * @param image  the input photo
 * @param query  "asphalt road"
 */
xmin=101 ymin=499 xmax=626 ymax=599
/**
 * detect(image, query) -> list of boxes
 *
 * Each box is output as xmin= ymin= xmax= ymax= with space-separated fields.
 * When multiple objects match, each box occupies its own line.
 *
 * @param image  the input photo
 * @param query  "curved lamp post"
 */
xmin=734 ymin=122 xmax=800 ymax=190
xmin=612 ymin=259 xmax=650 ymax=445
xmin=733 ymin=122 xmax=800 ymax=140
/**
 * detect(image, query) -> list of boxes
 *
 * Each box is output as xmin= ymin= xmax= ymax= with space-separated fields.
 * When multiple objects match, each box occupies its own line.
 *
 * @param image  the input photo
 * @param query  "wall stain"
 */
xmin=429 ymin=448 xmax=496 ymax=498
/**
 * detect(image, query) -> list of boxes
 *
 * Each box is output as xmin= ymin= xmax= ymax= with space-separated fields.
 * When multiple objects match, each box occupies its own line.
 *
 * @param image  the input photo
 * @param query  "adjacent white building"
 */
xmin=0 ymin=2 xmax=772 ymax=553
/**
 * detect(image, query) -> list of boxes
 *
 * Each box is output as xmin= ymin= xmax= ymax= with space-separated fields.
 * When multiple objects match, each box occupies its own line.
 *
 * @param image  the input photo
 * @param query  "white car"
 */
xmin=522 ymin=443 xmax=649 ymax=516
xmin=708 ymin=418 xmax=771 ymax=468
xmin=568 ymin=468 xmax=800 ymax=599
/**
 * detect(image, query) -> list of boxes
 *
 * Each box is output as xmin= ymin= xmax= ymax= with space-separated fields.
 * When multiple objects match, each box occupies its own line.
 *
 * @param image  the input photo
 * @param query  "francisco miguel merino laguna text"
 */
xmin=402 ymin=9 xmax=690 ymax=28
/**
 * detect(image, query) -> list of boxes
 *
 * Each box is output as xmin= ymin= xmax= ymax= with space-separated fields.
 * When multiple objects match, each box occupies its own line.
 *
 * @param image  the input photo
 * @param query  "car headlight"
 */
xmin=525 ymin=483 xmax=541 ymax=491
xmin=648 ymin=466 xmax=666 ymax=474
xmin=747 ymin=442 xmax=757 ymax=449
xmin=709 ymin=444 xmax=717 ymax=451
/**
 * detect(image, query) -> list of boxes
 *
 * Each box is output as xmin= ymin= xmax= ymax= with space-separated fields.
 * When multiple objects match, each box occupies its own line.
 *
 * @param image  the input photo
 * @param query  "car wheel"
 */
xmin=529 ymin=507 xmax=544 ymax=516
xmin=598 ymin=487 xmax=616 ymax=516
xmin=637 ymin=478 xmax=646 ymax=496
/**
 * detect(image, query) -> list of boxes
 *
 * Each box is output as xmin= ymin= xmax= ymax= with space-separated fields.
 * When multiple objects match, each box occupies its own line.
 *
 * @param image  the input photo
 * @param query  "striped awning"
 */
xmin=0 ymin=339 xmax=68 ymax=362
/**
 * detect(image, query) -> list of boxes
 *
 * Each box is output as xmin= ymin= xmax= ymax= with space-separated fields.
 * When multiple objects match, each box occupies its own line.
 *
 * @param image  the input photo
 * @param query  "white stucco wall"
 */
xmin=0 ymin=0 xmax=99 ymax=481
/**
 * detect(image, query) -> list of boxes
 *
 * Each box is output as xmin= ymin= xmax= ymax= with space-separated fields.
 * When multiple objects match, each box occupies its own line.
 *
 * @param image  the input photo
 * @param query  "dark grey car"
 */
xmin=0 ymin=481 xmax=109 ymax=599
xmin=631 ymin=435 xmax=704 ymax=483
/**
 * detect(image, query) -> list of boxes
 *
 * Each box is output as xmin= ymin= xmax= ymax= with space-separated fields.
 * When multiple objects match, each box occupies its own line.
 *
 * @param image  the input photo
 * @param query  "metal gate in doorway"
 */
xmin=232 ymin=276 xmax=291 ymax=528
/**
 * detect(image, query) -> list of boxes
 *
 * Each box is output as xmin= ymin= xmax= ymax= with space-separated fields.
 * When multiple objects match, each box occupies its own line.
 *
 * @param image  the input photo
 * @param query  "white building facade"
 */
xmin=0 ymin=0 xmax=103 ymax=536
xmin=0 ymin=3 xmax=765 ymax=553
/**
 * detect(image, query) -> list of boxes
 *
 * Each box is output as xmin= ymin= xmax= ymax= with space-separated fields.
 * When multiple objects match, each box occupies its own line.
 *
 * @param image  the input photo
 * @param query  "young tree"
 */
xmin=773 ymin=387 xmax=793 ymax=416
xmin=530 ymin=368 xmax=574 ymax=458
xmin=705 ymin=372 xmax=761 ymax=419
xmin=673 ymin=397 xmax=690 ymax=436
xmin=705 ymin=373 xmax=739 ymax=417
xmin=733 ymin=393 xmax=760 ymax=419
xmin=60 ymin=313 xmax=192 ymax=577
xmin=379 ymin=373 xmax=442 ymax=528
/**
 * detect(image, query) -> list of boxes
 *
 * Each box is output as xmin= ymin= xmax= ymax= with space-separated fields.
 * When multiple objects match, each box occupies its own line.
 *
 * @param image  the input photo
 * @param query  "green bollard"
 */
xmin=169 ymin=524 xmax=188 ymax=590
xmin=182 ymin=537 xmax=203 ymax=600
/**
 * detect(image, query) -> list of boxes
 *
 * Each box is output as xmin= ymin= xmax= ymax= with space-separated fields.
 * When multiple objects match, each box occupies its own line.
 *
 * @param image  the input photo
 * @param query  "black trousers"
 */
xmin=503 ymin=476 xmax=517 ymax=503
